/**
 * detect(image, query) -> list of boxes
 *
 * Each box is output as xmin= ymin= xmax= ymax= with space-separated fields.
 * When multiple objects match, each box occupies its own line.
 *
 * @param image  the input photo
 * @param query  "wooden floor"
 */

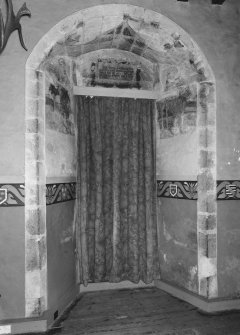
xmin=52 ymin=287 xmax=240 ymax=335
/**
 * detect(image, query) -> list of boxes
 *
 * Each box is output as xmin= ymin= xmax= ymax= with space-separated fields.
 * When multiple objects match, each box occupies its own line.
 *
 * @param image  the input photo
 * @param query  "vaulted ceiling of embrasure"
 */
xmin=42 ymin=13 xmax=210 ymax=94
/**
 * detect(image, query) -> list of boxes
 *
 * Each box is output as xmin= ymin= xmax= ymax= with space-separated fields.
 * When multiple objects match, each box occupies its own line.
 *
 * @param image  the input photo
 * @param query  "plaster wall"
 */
xmin=217 ymin=201 xmax=240 ymax=298
xmin=158 ymin=199 xmax=198 ymax=293
xmin=0 ymin=208 xmax=25 ymax=319
xmin=46 ymin=201 xmax=77 ymax=323
xmin=156 ymin=130 xmax=198 ymax=180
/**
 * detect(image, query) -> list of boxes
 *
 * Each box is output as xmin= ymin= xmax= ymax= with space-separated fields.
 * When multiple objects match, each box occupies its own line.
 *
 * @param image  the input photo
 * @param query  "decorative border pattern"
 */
xmin=1 ymin=181 xmax=240 ymax=205
xmin=46 ymin=182 xmax=76 ymax=205
xmin=217 ymin=180 xmax=240 ymax=200
xmin=157 ymin=180 xmax=198 ymax=200
xmin=0 ymin=184 xmax=25 ymax=206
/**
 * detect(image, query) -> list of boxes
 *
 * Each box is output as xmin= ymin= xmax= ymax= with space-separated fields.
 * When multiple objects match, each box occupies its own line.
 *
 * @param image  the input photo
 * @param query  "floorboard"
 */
xmin=49 ymin=287 xmax=240 ymax=335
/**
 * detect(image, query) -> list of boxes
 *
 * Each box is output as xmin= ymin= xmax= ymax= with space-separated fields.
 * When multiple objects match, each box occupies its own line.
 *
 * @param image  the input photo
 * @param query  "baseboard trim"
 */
xmin=0 ymin=320 xmax=47 ymax=334
xmin=155 ymin=280 xmax=240 ymax=313
xmin=80 ymin=280 xmax=154 ymax=293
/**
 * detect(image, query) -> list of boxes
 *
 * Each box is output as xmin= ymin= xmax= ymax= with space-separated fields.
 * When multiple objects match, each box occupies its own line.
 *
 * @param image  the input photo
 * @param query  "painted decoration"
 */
xmin=0 ymin=188 xmax=7 ymax=204
xmin=157 ymin=181 xmax=198 ymax=200
xmin=89 ymin=58 xmax=141 ymax=89
xmin=217 ymin=181 xmax=240 ymax=200
xmin=0 ymin=184 xmax=25 ymax=206
xmin=1 ymin=181 xmax=239 ymax=206
xmin=73 ymin=50 xmax=157 ymax=91
xmin=169 ymin=184 xmax=178 ymax=197
xmin=46 ymin=183 xmax=76 ymax=205
xmin=45 ymin=57 xmax=74 ymax=135
xmin=157 ymin=87 xmax=197 ymax=139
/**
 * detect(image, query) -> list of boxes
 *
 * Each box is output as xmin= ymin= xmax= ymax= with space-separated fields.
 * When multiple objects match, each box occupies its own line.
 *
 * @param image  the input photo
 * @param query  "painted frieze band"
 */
xmin=46 ymin=182 xmax=76 ymax=205
xmin=217 ymin=180 xmax=240 ymax=200
xmin=157 ymin=180 xmax=198 ymax=200
xmin=0 ymin=181 xmax=239 ymax=205
xmin=0 ymin=184 xmax=25 ymax=206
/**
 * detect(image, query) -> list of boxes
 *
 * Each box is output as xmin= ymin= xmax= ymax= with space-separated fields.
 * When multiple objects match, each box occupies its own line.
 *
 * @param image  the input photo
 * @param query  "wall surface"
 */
xmin=0 ymin=0 xmax=240 ymax=321
xmin=158 ymin=199 xmax=198 ymax=293
xmin=46 ymin=201 xmax=77 ymax=323
xmin=0 ymin=208 xmax=25 ymax=319
xmin=217 ymin=201 xmax=240 ymax=298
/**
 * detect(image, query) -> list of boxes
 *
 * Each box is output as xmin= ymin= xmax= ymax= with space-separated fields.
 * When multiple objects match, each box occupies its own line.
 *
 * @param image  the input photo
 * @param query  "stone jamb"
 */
xmin=25 ymin=67 xmax=47 ymax=317
xmin=197 ymin=81 xmax=217 ymax=298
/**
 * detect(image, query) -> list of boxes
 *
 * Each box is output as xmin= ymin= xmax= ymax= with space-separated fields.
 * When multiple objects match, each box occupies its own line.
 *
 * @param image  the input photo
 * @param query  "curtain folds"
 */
xmin=76 ymin=96 xmax=160 ymax=286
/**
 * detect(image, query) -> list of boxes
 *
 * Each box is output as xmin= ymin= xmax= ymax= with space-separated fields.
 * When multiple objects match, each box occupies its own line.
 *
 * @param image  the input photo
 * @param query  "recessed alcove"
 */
xmin=25 ymin=4 xmax=217 ymax=322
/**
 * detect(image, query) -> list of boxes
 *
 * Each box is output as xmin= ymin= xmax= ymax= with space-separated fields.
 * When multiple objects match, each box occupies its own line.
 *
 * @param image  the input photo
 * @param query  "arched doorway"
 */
xmin=25 ymin=4 xmax=216 ymax=317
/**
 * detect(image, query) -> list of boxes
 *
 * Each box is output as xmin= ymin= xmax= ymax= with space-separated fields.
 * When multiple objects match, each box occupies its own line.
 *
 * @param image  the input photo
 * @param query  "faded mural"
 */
xmin=157 ymin=84 xmax=197 ymax=139
xmin=73 ymin=49 xmax=158 ymax=91
xmin=45 ymin=57 xmax=75 ymax=135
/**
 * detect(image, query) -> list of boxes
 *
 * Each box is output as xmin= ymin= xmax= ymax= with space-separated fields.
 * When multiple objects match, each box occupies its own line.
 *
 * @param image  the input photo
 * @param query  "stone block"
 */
xmin=25 ymin=133 xmax=44 ymax=162
xmin=26 ymin=238 xmax=41 ymax=272
xmin=199 ymin=277 xmax=208 ymax=297
xmin=198 ymin=214 xmax=208 ymax=230
xmin=198 ymin=127 xmax=216 ymax=149
xmin=198 ymin=213 xmax=217 ymax=231
xmin=26 ymin=236 xmax=47 ymax=272
xmin=198 ymin=232 xmax=208 ymax=257
xmin=198 ymin=171 xmax=215 ymax=192
xmin=25 ymin=97 xmax=44 ymax=120
xmin=25 ymin=270 xmax=41 ymax=299
xmin=197 ymin=110 xmax=208 ymax=127
xmin=206 ymin=193 xmax=217 ymax=213
xmin=199 ymin=256 xmax=217 ymax=278
xmin=26 ymin=206 xmax=46 ymax=235
xmin=26 ymin=118 xmax=44 ymax=134
xmin=198 ymin=191 xmax=216 ymax=214
xmin=25 ymin=184 xmax=46 ymax=206
xmin=198 ymin=127 xmax=208 ymax=148
xmin=206 ymin=214 xmax=217 ymax=230
xmin=25 ymin=297 xmax=43 ymax=317
xmin=25 ymin=161 xmax=45 ymax=184
xmin=199 ymin=150 xmax=215 ymax=169
xmin=208 ymin=234 xmax=217 ymax=258
xmin=206 ymin=103 xmax=216 ymax=126
xmin=26 ymin=68 xmax=43 ymax=84
xmin=208 ymin=275 xmax=218 ymax=298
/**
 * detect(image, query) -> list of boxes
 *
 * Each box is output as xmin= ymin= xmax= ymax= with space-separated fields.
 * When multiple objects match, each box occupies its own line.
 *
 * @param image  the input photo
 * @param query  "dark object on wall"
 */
xmin=177 ymin=0 xmax=226 ymax=3
xmin=54 ymin=310 xmax=59 ymax=320
xmin=212 ymin=0 xmax=226 ymax=4
xmin=0 ymin=0 xmax=31 ymax=54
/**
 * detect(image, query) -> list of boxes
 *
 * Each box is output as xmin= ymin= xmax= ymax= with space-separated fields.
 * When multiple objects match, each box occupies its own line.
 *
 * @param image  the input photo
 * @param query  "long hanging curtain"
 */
xmin=76 ymin=95 xmax=160 ymax=286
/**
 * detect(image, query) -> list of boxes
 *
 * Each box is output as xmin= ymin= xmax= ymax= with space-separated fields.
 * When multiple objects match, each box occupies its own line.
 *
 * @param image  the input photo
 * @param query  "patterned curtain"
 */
xmin=76 ymin=96 xmax=160 ymax=286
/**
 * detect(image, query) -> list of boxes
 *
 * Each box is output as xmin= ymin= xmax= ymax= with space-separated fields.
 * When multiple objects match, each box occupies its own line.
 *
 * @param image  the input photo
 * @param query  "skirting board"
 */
xmin=80 ymin=280 xmax=154 ymax=293
xmin=155 ymin=280 xmax=240 ymax=313
xmin=0 ymin=320 xmax=47 ymax=334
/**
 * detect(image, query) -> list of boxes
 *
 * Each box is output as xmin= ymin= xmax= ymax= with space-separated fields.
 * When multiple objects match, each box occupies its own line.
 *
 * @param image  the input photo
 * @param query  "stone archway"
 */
xmin=25 ymin=4 xmax=216 ymax=317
